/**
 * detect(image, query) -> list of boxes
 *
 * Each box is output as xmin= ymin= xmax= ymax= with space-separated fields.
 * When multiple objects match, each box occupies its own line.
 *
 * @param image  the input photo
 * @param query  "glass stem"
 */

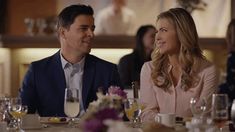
xmin=17 ymin=118 xmax=21 ymax=130
xmin=68 ymin=118 xmax=75 ymax=127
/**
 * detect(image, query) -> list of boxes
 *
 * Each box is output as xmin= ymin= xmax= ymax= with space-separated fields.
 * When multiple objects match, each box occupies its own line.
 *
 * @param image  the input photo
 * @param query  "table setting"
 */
xmin=1 ymin=92 xmax=235 ymax=132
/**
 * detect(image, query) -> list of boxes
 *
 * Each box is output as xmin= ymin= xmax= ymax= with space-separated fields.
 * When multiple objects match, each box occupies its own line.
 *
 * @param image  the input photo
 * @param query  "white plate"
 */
xmin=40 ymin=117 xmax=69 ymax=124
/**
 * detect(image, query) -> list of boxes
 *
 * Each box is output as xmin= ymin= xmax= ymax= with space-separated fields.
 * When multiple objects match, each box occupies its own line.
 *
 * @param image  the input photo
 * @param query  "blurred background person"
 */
xmin=140 ymin=8 xmax=219 ymax=122
xmin=118 ymin=25 xmax=156 ymax=89
xmin=95 ymin=0 xmax=136 ymax=35
xmin=219 ymin=19 xmax=235 ymax=106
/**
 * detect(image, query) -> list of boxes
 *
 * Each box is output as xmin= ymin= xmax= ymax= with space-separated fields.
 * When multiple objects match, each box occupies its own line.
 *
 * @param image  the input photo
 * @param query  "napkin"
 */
xmin=22 ymin=114 xmax=42 ymax=129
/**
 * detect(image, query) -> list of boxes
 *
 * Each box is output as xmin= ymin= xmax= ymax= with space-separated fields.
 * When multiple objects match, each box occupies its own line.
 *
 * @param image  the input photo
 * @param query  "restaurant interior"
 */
xmin=0 ymin=0 xmax=234 ymax=131
xmin=0 ymin=0 xmax=233 ymax=97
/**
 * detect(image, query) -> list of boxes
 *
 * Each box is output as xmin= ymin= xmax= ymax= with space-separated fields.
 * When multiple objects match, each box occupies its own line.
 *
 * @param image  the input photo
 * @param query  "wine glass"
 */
xmin=0 ymin=97 xmax=10 ymax=121
xmin=124 ymin=98 xmax=142 ymax=128
xmin=64 ymin=88 xmax=80 ymax=127
xmin=8 ymin=98 xmax=28 ymax=131
xmin=231 ymin=99 xmax=235 ymax=126
xmin=190 ymin=97 xmax=207 ymax=118
xmin=36 ymin=18 xmax=47 ymax=36
xmin=24 ymin=18 xmax=35 ymax=36
xmin=211 ymin=94 xmax=228 ymax=131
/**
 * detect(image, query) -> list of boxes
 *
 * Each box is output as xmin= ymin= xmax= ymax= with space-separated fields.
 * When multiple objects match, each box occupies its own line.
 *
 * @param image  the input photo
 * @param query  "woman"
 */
xmin=118 ymin=25 xmax=156 ymax=89
xmin=140 ymin=8 xmax=219 ymax=122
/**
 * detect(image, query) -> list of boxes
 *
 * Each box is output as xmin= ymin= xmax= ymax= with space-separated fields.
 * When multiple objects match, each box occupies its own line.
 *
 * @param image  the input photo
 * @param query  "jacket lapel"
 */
xmin=82 ymin=55 xmax=95 ymax=109
xmin=51 ymin=51 xmax=66 ymax=103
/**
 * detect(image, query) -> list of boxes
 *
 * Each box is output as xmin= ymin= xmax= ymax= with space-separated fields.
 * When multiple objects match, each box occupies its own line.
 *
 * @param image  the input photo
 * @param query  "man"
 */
xmin=20 ymin=4 xmax=122 ymax=117
xmin=95 ymin=0 xmax=136 ymax=35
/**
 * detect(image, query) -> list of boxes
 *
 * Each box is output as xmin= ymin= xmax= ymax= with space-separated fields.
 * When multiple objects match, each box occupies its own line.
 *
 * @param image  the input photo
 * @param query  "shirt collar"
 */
xmin=60 ymin=52 xmax=85 ymax=70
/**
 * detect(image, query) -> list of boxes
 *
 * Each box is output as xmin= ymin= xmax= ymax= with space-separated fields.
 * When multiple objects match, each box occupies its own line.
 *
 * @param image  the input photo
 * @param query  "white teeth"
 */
xmin=157 ymin=41 xmax=165 ymax=45
xmin=83 ymin=41 xmax=90 ymax=43
xmin=156 ymin=41 xmax=165 ymax=48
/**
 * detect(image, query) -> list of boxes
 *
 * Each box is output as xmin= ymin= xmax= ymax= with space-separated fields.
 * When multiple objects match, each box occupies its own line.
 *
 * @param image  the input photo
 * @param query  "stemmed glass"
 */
xmin=124 ymin=98 xmax=142 ymax=128
xmin=190 ymin=97 xmax=207 ymax=118
xmin=24 ymin=18 xmax=35 ymax=36
xmin=231 ymin=99 xmax=235 ymax=126
xmin=36 ymin=18 xmax=47 ymax=36
xmin=190 ymin=97 xmax=209 ymax=131
xmin=0 ymin=97 xmax=10 ymax=122
xmin=8 ymin=98 xmax=28 ymax=132
xmin=64 ymin=88 xmax=80 ymax=127
xmin=211 ymin=94 xmax=228 ymax=131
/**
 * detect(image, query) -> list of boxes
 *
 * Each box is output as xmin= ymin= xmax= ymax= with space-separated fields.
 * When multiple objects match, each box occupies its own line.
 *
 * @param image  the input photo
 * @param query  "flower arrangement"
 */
xmin=80 ymin=86 xmax=128 ymax=132
xmin=107 ymin=86 xmax=127 ymax=100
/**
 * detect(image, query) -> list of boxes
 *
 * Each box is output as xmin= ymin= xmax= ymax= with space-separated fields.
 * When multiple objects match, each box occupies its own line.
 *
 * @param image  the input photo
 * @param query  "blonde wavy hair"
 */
xmin=151 ymin=8 xmax=205 ymax=91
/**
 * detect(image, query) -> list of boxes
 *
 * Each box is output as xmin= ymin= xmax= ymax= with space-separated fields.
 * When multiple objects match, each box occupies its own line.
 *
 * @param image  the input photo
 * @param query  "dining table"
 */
xmin=4 ymin=116 xmax=231 ymax=132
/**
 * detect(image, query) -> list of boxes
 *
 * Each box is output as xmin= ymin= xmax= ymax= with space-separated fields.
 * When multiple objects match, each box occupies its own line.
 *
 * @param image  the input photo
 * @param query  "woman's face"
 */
xmin=143 ymin=28 xmax=156 ymax=52
xmin=155 ymin=18 xmax=180 ymax=55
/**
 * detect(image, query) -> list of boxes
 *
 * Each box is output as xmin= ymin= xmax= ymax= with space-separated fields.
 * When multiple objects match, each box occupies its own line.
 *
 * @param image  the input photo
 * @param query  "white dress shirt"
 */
xmin=60 ymin=53 xmax=85 ymax=116
xmin=95 ymin=5 xmax=136 ymax=35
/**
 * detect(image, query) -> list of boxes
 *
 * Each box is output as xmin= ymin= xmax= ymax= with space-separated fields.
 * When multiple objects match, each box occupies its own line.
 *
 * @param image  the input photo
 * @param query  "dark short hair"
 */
xmin=57 ymin=4 xmax=94 ymax=30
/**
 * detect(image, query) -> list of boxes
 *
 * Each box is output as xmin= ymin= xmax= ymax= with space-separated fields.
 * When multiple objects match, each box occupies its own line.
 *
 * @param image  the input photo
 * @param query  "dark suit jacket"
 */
xmin=219 ymin=51 xmax=235 ymax=105
xmin=20 ymin=51 xmax=122 ymax=117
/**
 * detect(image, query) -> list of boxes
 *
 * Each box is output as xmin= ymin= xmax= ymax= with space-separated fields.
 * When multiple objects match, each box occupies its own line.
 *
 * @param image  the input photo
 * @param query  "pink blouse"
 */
xmin=140 ymin=60 xmax=219 ymax=122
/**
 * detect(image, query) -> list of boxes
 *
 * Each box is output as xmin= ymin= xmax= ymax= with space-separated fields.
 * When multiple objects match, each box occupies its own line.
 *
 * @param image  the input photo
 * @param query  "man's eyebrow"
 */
xmin=80 ymin=25 xmax=89 ymax=27
xmin=79 ymin=25 xmax=95 ymax=29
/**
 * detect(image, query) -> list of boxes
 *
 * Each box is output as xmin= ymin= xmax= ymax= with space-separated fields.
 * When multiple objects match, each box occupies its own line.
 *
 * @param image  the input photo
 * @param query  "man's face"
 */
xmin=61 ymin=15 xmax=95 ymax=56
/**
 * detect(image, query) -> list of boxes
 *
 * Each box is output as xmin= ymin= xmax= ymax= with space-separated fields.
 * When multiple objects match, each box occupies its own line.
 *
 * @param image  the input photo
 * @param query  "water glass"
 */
xmin=190 ymin=97 xmax=207 ymax=118
xmin=211 ymin=94 xmax=228 ymax=131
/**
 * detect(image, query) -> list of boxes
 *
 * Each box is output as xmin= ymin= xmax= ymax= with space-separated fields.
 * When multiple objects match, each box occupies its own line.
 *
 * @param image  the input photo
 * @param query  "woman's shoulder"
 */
xmin=198 ymin=58 xmax=217 ymax=74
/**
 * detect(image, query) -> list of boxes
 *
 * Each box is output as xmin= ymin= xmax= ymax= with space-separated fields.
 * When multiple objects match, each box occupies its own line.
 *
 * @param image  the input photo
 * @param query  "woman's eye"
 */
xmin=161 ymin=29 xmax=167 ymax=32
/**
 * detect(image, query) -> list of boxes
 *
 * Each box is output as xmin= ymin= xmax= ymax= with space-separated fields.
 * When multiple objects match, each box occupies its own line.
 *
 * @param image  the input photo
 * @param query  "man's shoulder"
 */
xmin=87 ymin=54 xmax=116 ymax=67
xmin=31 ymin=52 xmax=58 ymax=67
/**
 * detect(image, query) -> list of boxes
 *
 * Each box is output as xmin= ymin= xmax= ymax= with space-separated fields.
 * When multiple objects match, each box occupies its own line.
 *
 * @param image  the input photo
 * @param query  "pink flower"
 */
xmin=83 ymin=108 xmax=120 ymax=132
xmin=108 ymin=86 xmax=127 ymax=99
